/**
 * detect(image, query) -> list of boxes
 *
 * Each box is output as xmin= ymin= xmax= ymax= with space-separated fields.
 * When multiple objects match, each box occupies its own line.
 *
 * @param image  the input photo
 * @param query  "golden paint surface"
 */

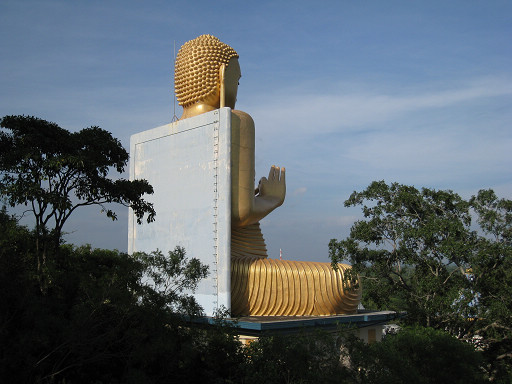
xmin=175 ymin=34 xmax=238 ymax=108
xmin=231 ymin=224 xmax=361 ymax=316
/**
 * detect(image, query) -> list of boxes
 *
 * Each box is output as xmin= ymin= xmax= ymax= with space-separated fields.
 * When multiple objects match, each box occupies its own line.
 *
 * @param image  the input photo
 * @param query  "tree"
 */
xmin=469 ymin=189 xmax=512 ymax=380
xmin=243 ymin=330 xmax=346 ymax=384
xmin=329 ymin=181 xmax=474 ymax=329
xmin=344 ymin=326 xmax=485 ymax=384
xmin=329 ymin=181 xmax=512 ymax=380
xmin=0 ymin=218 xmax=222 ymax=383
xmin=0 ymin=115 xmax=155 ymax=278
xmin=134 ymin=247 xmax=209 ymax=315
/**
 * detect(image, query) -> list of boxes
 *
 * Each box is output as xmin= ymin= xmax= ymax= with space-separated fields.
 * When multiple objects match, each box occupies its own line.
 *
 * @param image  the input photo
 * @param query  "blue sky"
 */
xmin=1 ymin=0 xmax=511 ymax=262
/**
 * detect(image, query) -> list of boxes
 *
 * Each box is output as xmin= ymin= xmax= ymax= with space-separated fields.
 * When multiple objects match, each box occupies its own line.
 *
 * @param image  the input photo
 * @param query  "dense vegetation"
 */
xmin=1 ymin=116 xmax=508 ymax=382
xmin=0 ymin=115 xmax=155 ymax=292
xmin=0 ymin=212 xmax=488 ymax=383
xmin=0 ymin=210 xmax=225 ymax=382
xmin=330 ymin=181 xmax=512 ymax=381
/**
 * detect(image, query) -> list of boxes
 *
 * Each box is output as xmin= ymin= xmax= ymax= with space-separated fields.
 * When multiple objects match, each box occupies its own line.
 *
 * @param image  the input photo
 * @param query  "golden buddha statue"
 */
xmin=175 ymin=35 xmax=361 ymax=316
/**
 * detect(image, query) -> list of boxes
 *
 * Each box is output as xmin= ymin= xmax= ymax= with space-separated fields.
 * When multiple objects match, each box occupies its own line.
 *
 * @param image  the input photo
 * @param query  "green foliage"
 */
xmin=0 ymin=114 xmax=156 ymax=292
xmin=329 ymin=181 xmax=474 ymax=328
xmin=183 ymin=312 xmax=248 ymax=384
xmin=344 ymin=326 xmax=485 ymax=384
xmin=133 ymin=247 xmax=209 ymax=315
xmin=469 ymin=189 xmax=512 ymax=380
xmin=244 ymin=330 xmax=346 ymax=384
xmin=0 ymin=212 xmax=243 ymax=383
xmin=0 ymin=210 xmax=494 ymax=383
xmin=0 ymin=115 xmax=155 ymax=246
xmin=471 ymin=189 xmax=512 ymax=243
xmin=239 ymin=326 xmax=485 ymax=384
xmin=329 ymin=181 xmax=512 ymax=380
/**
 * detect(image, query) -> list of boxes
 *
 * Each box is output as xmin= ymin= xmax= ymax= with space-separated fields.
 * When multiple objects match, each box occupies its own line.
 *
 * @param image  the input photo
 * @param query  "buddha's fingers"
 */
xmin=258 ymin=177 xmax=267 ymax=192
xmin=268 ymin=165 xmax=278 ymax=181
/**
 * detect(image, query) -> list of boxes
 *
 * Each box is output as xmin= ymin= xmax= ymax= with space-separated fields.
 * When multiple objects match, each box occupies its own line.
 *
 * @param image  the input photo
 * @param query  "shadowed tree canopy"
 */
xmin=343 ymin=326 xmax=485 ymax=384
xmin=0 ymin=208 xmax=223 ymax=383
xmin=0 ymin=115 xmax=155 ymax=244
xmin=329 ymin=181 xmax=474 ymax=328
xmin=0 ymin=115 xmax=156 ymax=288
xmin=0 ymin=206 xmax=496 ymax=383
xmin=329 ymin=180 xmax=512 ymax=380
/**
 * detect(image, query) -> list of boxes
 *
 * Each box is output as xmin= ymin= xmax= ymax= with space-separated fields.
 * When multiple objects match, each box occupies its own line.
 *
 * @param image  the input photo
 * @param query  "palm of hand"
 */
xmin=256 ymin=165 xmax=286 ymax=208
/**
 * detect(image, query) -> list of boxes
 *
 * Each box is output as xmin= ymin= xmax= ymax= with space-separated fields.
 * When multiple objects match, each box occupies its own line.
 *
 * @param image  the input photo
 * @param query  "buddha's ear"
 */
xmin=219 ymin=63 xmax=226 ymax=108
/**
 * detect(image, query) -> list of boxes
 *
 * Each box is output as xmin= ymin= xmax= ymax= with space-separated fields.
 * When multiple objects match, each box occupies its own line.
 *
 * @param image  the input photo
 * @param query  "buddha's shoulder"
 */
xmin=231 ymin=110 xmax=254 ymax=126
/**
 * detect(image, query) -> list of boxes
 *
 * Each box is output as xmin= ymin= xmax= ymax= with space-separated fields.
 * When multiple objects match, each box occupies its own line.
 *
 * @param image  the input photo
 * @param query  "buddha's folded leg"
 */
xmin=231 ymin=224 xmax=361 ymax=316
xmin=231 ymin=255 xmax=362 ymax=317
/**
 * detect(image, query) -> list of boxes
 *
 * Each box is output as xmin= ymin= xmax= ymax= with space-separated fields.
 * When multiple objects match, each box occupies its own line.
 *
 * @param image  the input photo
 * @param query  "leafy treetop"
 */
xmin=329 ymin=180 xmax=512 ymax=379
xmin=0 ymin=115 xmax=156 ymax=244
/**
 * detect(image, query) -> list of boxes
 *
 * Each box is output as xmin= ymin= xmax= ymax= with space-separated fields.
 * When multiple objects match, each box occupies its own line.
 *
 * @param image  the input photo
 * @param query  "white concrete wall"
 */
xmin=128 ymin=108 xmax=231 ymax=316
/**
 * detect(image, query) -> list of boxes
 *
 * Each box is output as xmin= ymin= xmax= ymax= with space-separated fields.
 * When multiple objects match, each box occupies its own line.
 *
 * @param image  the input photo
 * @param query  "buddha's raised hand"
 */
xmin=255 ymin=165 xmax=286 ymax=212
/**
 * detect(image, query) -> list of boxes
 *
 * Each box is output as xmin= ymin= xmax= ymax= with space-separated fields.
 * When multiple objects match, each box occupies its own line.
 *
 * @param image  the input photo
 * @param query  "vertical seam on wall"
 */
xmin=212 ymin=109 xmax=220 ymax=312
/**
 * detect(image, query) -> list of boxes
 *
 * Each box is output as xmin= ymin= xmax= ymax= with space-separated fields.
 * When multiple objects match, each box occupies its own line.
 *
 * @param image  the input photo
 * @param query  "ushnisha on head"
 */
xmin=175 ymin=34 xmax=239 ymax=108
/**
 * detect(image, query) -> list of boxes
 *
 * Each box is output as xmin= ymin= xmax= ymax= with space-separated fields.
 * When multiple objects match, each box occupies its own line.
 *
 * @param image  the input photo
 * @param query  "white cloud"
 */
xmin=248 ymin=76 xmax=512 ymax=137
xmin=292 ymin=186 xmax=307 ymax=196
xmin=248 ymin=75 xmax=512 ymax=194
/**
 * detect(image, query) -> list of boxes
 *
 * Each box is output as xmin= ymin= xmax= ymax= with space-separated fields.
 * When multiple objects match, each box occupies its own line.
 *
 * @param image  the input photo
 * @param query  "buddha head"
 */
xmin=175 ymin=35 xmax=240 ymax=113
